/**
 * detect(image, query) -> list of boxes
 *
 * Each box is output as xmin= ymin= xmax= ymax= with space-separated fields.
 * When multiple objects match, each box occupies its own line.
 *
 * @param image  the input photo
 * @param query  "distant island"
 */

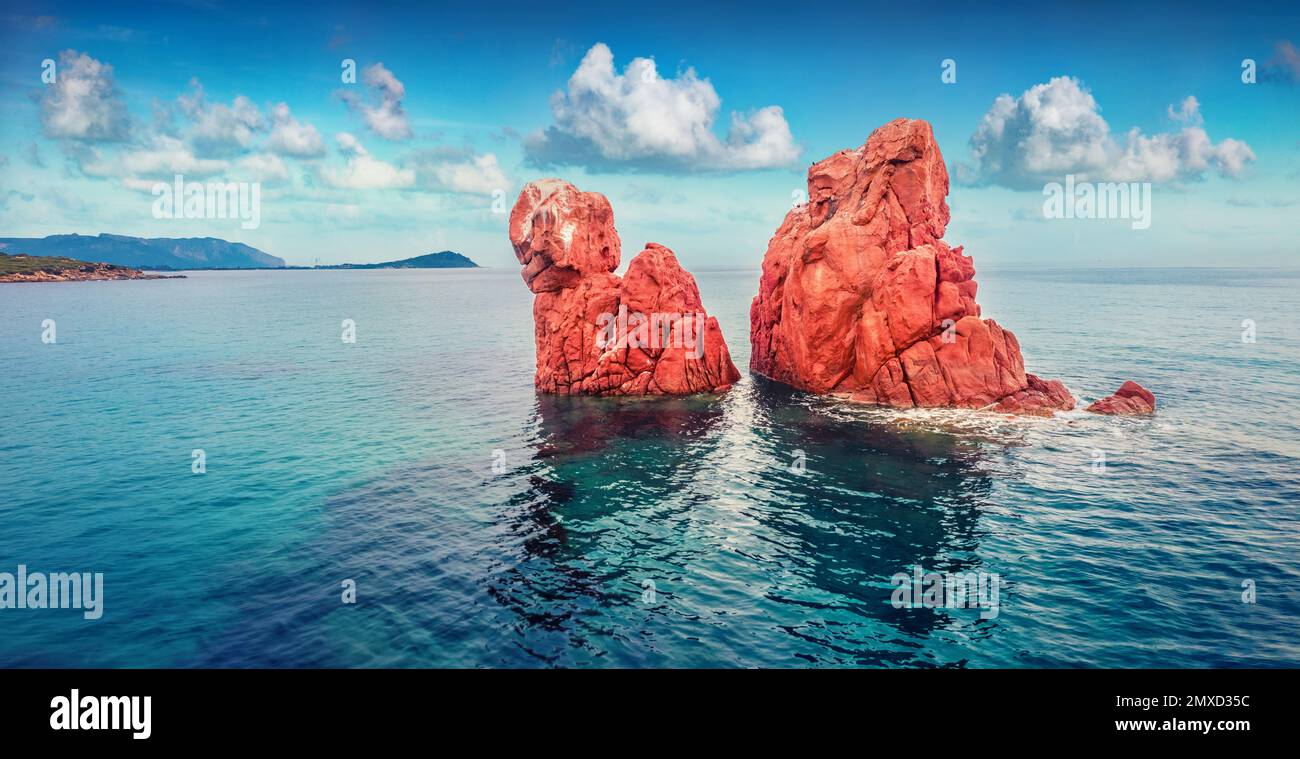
xmin=0 ymin=252 xmax=185 ymax=283
xmin=0 ymin=233 xmax=284 ymax=270
xmin=0 ymin=234 xmax=480 ymax=273
xmin=317 ymin=251 xmax=479 ymax=269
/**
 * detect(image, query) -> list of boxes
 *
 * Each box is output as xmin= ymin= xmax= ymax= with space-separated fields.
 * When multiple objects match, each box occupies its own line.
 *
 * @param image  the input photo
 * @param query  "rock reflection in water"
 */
xmin=488 ymin=381 xmax=1011 ymax=665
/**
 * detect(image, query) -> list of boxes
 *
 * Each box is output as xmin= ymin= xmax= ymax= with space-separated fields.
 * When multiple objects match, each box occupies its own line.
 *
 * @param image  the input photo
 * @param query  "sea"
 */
xmin=1 ymin=266 xmax=1298 ymax=667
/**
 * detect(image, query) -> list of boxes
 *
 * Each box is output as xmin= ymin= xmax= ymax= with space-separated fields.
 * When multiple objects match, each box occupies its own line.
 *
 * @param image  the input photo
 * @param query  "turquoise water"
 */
xmin=1 ymin=267 xmax=1298 ymax=667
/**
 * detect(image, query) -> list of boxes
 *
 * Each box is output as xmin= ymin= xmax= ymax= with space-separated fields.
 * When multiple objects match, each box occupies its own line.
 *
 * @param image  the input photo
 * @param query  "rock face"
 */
xmin=749 ymin=118 xmax=1075 ymax=415
xmin=510 ymin=179 xmax=740 ymax=395
xmin=1086 ymin=381 xmax=1156 ymax=415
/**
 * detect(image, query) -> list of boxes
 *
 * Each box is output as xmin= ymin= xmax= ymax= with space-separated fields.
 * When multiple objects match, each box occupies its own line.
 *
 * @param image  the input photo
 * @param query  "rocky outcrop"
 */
xmin=992 ymin=374 xmax=1077 ymax=417
xmin=749 ymin=118 xmax=1075 ymax=415
xmin=0 ymin=253 xmax=183 ymax=283
xmin=1086 ymin=381 xmax=1156 ymax=415
xmin=510 ymin=179 xmax=740 ymax=395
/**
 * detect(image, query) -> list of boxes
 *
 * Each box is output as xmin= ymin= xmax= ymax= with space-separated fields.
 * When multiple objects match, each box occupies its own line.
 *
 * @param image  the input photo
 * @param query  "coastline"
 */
xmin=0 ymin=266 xmax=185 ymax=284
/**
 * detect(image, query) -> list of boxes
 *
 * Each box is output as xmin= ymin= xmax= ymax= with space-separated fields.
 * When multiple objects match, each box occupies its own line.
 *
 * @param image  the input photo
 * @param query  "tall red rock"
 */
xmin=749 ymin=118 xmax=1075 ymax=415
xmin=510 ymin=179 xmax=740 ymax=395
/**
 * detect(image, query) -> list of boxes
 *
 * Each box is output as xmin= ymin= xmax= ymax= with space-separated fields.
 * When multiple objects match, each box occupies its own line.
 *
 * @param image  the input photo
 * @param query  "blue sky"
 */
xmin=1 ymin=0 xmax=1297 ymax=268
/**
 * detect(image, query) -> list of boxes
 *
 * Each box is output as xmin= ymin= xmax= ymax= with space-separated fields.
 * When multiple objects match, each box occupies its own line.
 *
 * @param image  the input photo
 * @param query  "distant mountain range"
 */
xmin=318 ymin=251 xmax=478 ymax=269
xmin=0 ymin=234 xmax=284 ymax=269
xmin=0 ymin=235 xmax=481 ymax=271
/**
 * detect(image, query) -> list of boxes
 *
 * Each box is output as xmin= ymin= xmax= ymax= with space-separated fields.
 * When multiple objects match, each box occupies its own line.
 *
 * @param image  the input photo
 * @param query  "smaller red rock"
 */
xmin=1085 ymin=380 xmax=1156 ymax=415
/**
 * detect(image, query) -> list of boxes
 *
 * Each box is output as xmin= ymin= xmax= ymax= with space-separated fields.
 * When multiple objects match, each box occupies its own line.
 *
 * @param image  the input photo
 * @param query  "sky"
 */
xmin=0 ymin=0 xmax=1297 ymax=269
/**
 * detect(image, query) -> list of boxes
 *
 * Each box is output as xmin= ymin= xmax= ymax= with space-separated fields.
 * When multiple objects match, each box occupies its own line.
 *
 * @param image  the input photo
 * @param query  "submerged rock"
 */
xmin=510 ymin=179 xmax=740 ymax=395
xmin=1086 ymin=381 xmax=1156 ymax=415
xmin=749 ymin=118 xmax=1076 ymax=415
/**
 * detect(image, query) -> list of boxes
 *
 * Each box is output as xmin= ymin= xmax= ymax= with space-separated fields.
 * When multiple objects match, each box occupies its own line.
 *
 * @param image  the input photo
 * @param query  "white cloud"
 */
xmin=236 ymin=152 xmax=290 ymax=183
xmin=336 ymin=132 xmax=364 ymax=155
xmin=408 ymin=148 xmax=508 ymax=194
xmin=40 ymin=50 xmax=131 ymax=141
xmin=118 ymin=177 xmax=160 ymax=192
xmin=1166 ymin=95 xmax=1202 ymax=125
xmin=961 ymin=76 xmax=1254 ymax=188
xmin=341 ymin=63 xmax=412 ymax=140
xmin=119 ymin=137 xmax=229 ymax=176
xmin=267 ymin=103 xmax=326 ymax=158
xmin=177 ymin=80 xmax=265 ymax=155
xmin=430 ymin=153 xmax=506 ymax=194
xmin=78 ymin=134 xmax=229 ymax=180
xmin=29 ymin=52 xmax=503 ymax=211
xmin=318 ymin=132 xmax=415 ymax=189
xmin=524 ymin=43 xmax=800 ymax=172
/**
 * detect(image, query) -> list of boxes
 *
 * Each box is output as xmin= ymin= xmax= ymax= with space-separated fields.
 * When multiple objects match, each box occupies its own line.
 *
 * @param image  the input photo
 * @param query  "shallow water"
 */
xmin=1 ymin=267 xmax=1298 ymax=667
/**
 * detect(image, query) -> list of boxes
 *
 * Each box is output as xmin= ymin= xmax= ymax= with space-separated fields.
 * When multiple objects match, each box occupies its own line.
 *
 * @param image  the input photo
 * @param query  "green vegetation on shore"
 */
xmin=0 ymin=252 xmax=116 ymax=274
xmin=0 ymin=252 xmax=181 ymax=282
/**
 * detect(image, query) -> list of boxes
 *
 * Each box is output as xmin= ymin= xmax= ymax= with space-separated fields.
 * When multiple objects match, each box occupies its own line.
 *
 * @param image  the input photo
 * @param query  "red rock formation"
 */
xmin=993 ymin=374 xmax=1077 ymax=417
xmin=1085 ymin=381 xmax=1156 ymax=415
xmin=749 ymin=118 xmax=1075 ymax=415
xmin=510 ymin=179 xmax=740 ymax=395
